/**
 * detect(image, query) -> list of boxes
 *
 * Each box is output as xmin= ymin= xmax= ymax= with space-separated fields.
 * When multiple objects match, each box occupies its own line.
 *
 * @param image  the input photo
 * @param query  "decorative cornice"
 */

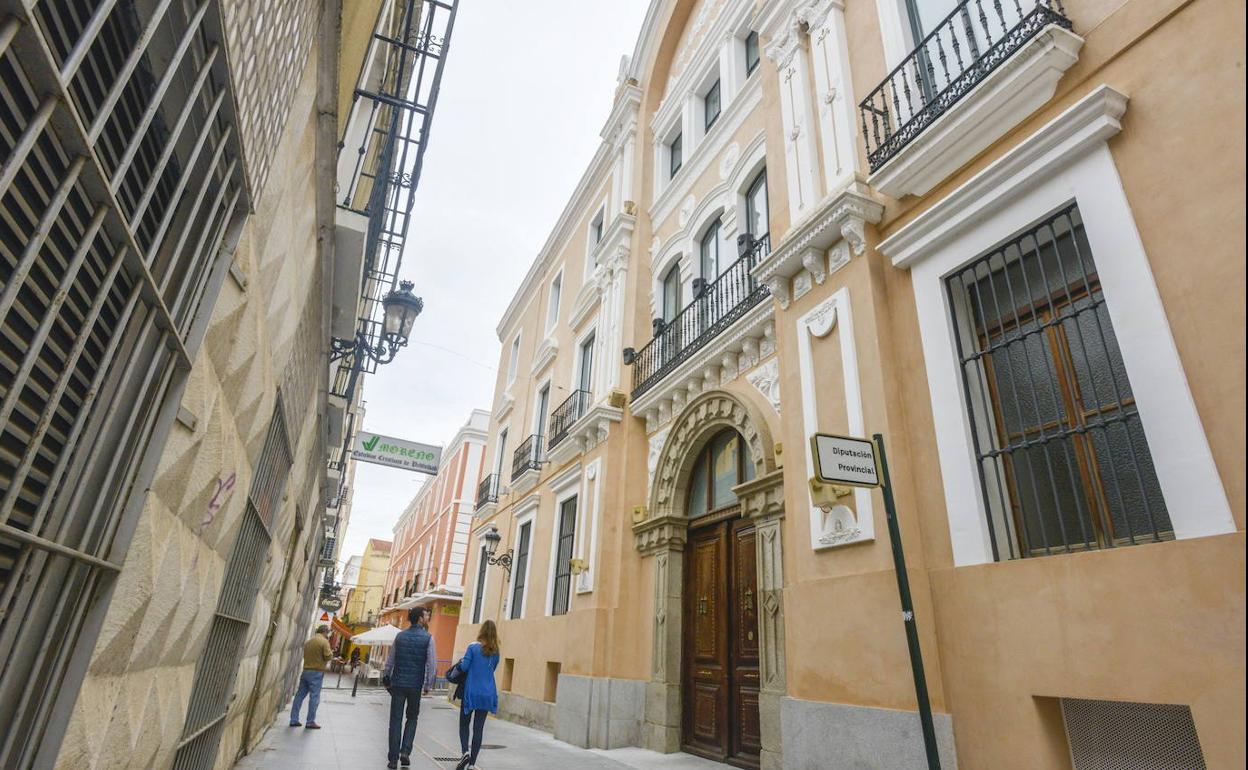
xmin=545 ymin=403 xmax=625 ymax=467
xmin=633 ymin=514 xmax=689 ymax=556
xmin=601 ymin=82 xmax=642 ymax=151
xmin=492 ymin=392 xmax=515 ymax=423
xmin=734 ymin=468 xmax=786 ymax=522
xmin=530 ymin=336 xmax=558 ymax=376
xmin=880 ymin=85 xmax=1127 ymax=267
xmin=568 ymin=279 xmax=601 ymax=331
xmin=752 ymin=183 xmax=884 ymax=306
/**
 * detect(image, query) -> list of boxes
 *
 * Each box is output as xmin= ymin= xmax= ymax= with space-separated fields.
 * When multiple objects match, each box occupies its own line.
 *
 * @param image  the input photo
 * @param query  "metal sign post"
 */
xmin=875 ymin=433 xmax=942 ymax=770
xmin=810 ymin=432 xmax=941 ymax=770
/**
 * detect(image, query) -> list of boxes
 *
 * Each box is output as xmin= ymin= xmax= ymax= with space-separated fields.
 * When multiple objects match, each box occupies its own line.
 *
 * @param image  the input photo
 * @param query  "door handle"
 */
xmin=742 ymin=588 xmax=754 ymax=613
xmin=697 ymin=597 xmax=709 ymax=616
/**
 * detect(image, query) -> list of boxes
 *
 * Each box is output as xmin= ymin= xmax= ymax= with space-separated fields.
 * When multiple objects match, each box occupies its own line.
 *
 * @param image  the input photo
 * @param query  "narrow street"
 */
xmin=236 ymin=688 xmax=724 ymax=770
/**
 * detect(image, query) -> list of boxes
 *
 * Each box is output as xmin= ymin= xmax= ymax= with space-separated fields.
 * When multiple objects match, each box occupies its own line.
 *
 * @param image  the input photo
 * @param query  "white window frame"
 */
xmin=585 ymin=203 xmax=607 ymax=281
xmin=506 ymin=333 xmax=521 ymax=386
xmin=696 ymin=65 xmax=723 ymax=139
xmin=493 ymin=426 xmax=509 ymax=480
xmin=504 ymin=504 xmax=537 ymax=620
xmin=533 ymin=379 xmax=551 ymax=438
xmin=880 ymin=87 xmax=1234 ymax=566
xmin=544 ymin=464 xmax=583 ymax=616
xmin=545 ymin=270 xmax=563 ymax=334
xmin=573 ymin=326 xmax=598 ymax=397
xmin=470 ymin=536 xmax=490 ymax=624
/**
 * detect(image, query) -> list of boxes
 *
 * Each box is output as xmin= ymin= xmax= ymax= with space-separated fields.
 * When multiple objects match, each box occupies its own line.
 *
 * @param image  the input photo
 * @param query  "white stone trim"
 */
xmin=575 ymin=459 xmax=603 ymax=594
xmin=880 ymin=86 xmax=1234 ymax=565
xmin=796 ymin=288 xmax=875 ymax=549
xmin=546 ymin=467 xmax=582 ymax=616
xmin=504 ymin=506 xmax=538 ymax=620
xmin=868 ymin=25 xmax=1084 ymax=198
xmin=650 ymin=76 xmax=764 ymax=228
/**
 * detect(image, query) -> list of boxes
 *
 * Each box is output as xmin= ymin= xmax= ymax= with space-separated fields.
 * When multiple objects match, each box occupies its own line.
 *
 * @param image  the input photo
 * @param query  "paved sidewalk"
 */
xmin=236 ymin=687 xmax=724 ymax=770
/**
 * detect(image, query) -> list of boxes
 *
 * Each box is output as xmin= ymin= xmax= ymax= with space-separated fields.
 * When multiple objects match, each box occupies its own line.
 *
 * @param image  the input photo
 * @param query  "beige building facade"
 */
xmin=0 ymin=1 xmax=458 ymax=768
xmin=344 ymin=538 xmax=393 ymax=626
xmin=456 ymin=0 xmax=1245 ymax=768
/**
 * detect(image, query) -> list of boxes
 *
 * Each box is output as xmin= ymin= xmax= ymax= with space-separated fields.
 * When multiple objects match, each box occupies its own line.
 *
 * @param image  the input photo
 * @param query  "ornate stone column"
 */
xmin=735 ymin=468 xmax=788 ymax=770
xmin=633 ymin=515 xmax=688 ymax=753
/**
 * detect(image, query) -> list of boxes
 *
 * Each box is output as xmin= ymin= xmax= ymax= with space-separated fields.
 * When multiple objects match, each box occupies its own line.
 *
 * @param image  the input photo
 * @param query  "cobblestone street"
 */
xmin=236 ymin=688 xmax=724 ymax=770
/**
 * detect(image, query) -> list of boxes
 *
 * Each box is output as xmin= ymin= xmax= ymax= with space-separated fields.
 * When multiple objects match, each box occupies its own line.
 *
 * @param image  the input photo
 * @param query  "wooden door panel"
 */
xmin=691 ymin=536 xmax=721 ymax=661
xmin=734 ymin=684 xmax=763 ymax=758
xmin=684 ymin=523 xmax=730 ymax=760
xmin=730 ymin=522 xmax=762 ymax=766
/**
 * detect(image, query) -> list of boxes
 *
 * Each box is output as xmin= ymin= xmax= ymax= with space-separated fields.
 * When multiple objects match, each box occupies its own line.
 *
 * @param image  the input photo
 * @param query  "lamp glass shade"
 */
xmin=483 ymin=527 xmax=501 ymax=557
xmin=382 ymin=280 xmax=424 ymax=342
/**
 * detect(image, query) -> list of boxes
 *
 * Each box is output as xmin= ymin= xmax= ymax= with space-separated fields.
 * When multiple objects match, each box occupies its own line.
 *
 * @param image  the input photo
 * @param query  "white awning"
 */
xmin=351 ymin=624 xmax=401 ymax=646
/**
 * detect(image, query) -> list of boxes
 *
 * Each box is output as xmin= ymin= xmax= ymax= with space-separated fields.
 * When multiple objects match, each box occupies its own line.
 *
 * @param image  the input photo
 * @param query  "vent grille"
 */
xmin=1062 ymin=698 xmax=1207 ymax=770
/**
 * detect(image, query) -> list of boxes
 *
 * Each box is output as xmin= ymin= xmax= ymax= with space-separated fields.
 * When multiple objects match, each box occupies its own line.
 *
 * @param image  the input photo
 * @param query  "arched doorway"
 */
xmin=682 ymin=429 xmax=760 ymax=766
xmin=634 ymin=390 xmax=787 ymax=769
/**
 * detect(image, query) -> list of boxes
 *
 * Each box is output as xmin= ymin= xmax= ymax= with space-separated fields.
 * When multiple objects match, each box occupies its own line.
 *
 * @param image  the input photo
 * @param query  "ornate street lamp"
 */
xmin=482 ymin=525 xmax=513 ymax=576
xmin=330 ymin=280 xmax=424 ymax=365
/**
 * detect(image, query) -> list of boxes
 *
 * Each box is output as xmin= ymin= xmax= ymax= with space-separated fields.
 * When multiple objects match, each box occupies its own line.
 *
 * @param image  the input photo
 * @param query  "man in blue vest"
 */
xmin=384 ymin=606 xmax=437 ymax=768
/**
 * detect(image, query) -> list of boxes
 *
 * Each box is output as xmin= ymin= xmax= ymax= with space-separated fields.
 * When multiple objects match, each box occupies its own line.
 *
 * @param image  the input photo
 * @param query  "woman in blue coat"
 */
xmin=455 ymin=620 xmax=500 ymax=770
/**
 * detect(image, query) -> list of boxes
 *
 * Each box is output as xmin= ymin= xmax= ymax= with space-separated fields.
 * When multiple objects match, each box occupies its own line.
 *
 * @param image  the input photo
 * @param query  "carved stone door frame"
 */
xmin=634 ymin=391 xmax=788 ymax=770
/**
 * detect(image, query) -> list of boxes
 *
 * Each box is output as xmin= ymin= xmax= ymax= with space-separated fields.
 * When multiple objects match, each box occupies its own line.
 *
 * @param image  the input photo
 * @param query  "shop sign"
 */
xmin=352 ymin=431 xmax=441 ymax=474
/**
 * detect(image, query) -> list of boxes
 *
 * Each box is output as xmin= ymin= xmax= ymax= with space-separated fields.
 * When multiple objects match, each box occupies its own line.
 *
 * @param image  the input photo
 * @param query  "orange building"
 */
xmin=380 ymin=410 xmax=490 ymax=671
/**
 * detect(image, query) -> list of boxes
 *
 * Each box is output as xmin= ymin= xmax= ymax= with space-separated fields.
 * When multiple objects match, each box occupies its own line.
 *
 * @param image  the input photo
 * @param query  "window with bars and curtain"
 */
xmin=945 ymin=203 xmax=1171 ymax=561
xmin=172 ymin=401 xmax=292 ymax=770
xmin=550 ymin=496 xmax=577 ymax=616
xmin=508 ymin=521 xmax=531 ymax=620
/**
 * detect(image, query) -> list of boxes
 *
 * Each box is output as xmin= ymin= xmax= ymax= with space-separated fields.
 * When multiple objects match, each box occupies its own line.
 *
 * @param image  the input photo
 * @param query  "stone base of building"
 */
xmin=497 ymin=691 xmax=555 ymax=732
xmin=779 ymin=696 xmax=958 ymax=769
xmin=553 ymin=674 xmax=646 ymax=750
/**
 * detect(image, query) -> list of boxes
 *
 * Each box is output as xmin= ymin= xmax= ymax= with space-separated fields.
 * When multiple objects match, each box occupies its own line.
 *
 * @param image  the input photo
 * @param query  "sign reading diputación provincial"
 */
xmin=352 ymin=431 xmax=441 ymax=474
xmin=810 ymin=433 xmax=881 ymax=488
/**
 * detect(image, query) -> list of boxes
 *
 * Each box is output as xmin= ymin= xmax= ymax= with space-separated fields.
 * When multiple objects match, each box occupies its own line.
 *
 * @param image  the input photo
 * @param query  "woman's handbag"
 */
xmin=446 ymin=662 xmax=466 ymax=685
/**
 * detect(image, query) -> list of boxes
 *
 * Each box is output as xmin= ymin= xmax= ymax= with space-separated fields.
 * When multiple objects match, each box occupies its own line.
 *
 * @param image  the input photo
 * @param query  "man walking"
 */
xmin=385 ymin=606 xmax=437 ymax=768
xmin=290 ymin=624 xmax=334 ymax=729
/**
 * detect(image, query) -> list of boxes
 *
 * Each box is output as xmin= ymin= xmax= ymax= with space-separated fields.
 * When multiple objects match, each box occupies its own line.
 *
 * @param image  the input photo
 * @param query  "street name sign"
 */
xmin=810 ymin=433 xmax=881 ymax=488
xmin=352 ymin=431 xmax=441 ymax=474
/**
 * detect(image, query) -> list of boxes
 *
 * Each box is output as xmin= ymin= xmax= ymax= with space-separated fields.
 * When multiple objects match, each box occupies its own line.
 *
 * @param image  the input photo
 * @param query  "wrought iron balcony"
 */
xmin=476 ymin=474 xmax=500 ymax=511
xmin=511 ymin=434 xmax=544 ymax=481
xmin=319 ymin=536 xmax=337 ymax=567
xmin=858 ymin=0 xmax=1072 ymax=172
xmin=629 ymin=235 xmax=771 ymax=399
xmin=548 ymin=390 xmax=592 ymax=451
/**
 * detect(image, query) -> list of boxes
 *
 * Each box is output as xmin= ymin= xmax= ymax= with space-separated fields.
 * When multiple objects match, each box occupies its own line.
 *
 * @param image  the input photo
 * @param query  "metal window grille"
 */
xmin=511 ymin=433 xmax=542 ymax=481
xmin=547 ymin=389 xmax=591 ymax=450
xmin=471 ymin=544 xmax=487 ymax=623
xmin=0 ymin=0 xmax=249 ymax=764
xmin=171 ymin=402 xmax=291 ymax=770
xmin=945 ymin=203 xmax=1171 ymax=560
xmin=1061 ymin=698 xmax=1207 ymax=770
xmin=629 ymin=235 xmax=771 ymax=399
xmin=475 ymin=472 xmax=499 ymax=510
xmin=550 ymin=496 xmax=577 ymax=616
xmin=858 ymin=0 xmax=1072 ymax=171
xmin=509 ymin=522 xmax=530 ymax=620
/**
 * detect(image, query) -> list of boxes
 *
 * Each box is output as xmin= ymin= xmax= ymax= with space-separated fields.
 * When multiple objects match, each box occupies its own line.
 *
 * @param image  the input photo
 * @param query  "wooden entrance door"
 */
xmin=682 ymin=515 xmax=761 ymax=767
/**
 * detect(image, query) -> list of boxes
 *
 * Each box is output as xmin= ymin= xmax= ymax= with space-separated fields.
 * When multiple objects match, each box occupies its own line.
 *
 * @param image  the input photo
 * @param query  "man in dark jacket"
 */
xmin=385 ymin=606 xmax=437 ymax=768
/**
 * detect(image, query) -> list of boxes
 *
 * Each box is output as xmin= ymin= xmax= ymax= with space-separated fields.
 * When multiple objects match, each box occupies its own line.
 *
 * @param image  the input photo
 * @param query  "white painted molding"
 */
xmin=753 ymin=182 xmax=884 ymax=299
xmin=651 ymin=76 xmax=764 ymax=228
xmin=880 ymin=84 xmax=1127 ymax=266
xmin=868 ymin=25 xmax=1084 ymax=199
xmin=746 ymin=357 xmax=782 ymax=414
xmin=796 ymin=288 xmax=875 ymax=550
xmin=530 ymin=336 xmax=558 ymax=376
xmin=891 ymin=88 xmax=1234 ymax=565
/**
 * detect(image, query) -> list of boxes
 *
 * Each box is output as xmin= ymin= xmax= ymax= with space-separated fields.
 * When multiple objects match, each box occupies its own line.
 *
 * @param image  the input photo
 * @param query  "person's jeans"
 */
xmin=388 ymin=687 xmax=423 ymax=762
xmin=290 ymin=670 xmax=324 ymax=724
xmin=459 ymin=709 xmax=488 ymax=763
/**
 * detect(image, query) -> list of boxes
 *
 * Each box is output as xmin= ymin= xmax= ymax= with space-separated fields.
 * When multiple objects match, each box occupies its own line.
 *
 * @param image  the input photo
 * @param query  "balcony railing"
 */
xmin=511 ymin=434 xmax=544 ymax=480
xmin=476 ymin=473 xmax=500 ymax=510
xmin=319 ymin=537 xmax=337 ymax=566
xmin=629 ymin=235 xmax=771 ymax=399
xmin=548 ymin=390 xmax=592 ymax=450
xmin=858 ymin=0 xmax=1072 ymax=171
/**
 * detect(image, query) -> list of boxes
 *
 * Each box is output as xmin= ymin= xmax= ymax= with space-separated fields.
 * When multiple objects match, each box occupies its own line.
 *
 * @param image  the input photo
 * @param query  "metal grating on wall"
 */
xmin=172 ymin=401 xmax=292 ymax=770
xmin=218 ymin=0 xmax=319 ymax=197
xmin=1062 ymin=698 xmax=1208 ymax=770
xmin=0 ymin=0 xmax=248 ymax=765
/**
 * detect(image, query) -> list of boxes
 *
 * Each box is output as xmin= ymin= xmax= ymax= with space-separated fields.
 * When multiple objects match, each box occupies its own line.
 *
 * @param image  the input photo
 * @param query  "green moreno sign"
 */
xmin=352 ymin=431 xmax=441 ymax=474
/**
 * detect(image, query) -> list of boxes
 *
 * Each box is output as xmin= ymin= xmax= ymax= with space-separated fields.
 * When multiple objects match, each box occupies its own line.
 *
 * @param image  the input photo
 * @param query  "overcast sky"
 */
xmin=337 ymin=1 xmax=651 ymax=568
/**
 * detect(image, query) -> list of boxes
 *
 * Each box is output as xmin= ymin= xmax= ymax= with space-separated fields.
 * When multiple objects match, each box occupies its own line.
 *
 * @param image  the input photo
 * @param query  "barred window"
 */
xmin=550 ymin=496 xmax=577 ymax=616
xmin=509 ymin=520 xmax=531 ymax=620
xmin=945 ymin=203 xmax=1171 ymax=560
